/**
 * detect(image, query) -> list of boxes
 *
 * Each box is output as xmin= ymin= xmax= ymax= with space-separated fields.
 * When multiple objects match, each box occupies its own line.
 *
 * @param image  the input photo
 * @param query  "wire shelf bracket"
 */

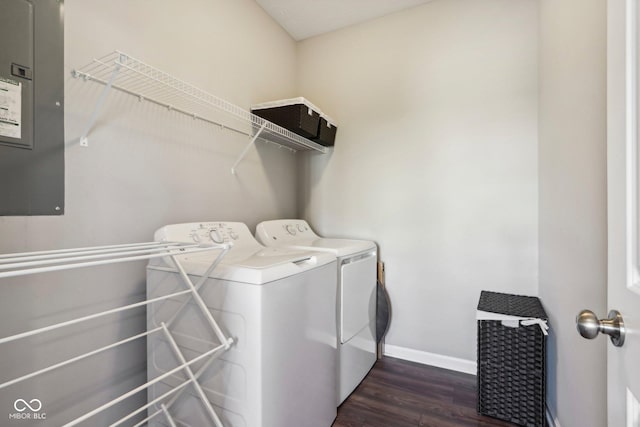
xmin=72 ymin=54 xmax=125 ymax=147
xmin=71 ymin=51 xmax=329 ymax=165
xmin=0 ymin=241 xmax=234 ymax=427
xmin=231 ymin=122 xmax=266 ymax=175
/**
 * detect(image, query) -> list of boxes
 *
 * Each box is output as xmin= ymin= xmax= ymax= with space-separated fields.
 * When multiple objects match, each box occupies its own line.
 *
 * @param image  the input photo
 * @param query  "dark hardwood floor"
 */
xmin=333 ymin=357 xmax=517 ymax=427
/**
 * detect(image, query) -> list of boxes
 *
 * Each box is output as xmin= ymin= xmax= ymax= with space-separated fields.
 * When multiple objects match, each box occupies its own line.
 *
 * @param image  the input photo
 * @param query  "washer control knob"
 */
xmin=209 ymin=228 xmax=224 ymax=244
xmin=297 ymin=224 xmax=305 ymax=232
xmin=229 ymin=230 xmax=239 ymax=240
xmin=192 ymin=233 xmax=201 ymax=243
xmin=285 ymin=224 xmax=297 ymax=235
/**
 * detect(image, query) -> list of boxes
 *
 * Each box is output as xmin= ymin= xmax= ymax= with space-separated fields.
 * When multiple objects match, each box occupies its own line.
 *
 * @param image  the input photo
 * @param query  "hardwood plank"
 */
xmin=333 ymin=357 xmax=520 ymax=427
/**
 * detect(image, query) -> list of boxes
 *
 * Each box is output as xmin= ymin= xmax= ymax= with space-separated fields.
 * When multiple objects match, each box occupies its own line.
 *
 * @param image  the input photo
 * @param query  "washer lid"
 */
xmin=148 ymin=221 xmax=335 ymax=284
xmin=149 ymin=246 xmax=335 ymax=285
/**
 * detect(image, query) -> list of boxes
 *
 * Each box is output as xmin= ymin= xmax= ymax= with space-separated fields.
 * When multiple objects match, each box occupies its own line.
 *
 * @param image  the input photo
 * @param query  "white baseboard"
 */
xmin=383 ymin=344 xmax=477 ymax=375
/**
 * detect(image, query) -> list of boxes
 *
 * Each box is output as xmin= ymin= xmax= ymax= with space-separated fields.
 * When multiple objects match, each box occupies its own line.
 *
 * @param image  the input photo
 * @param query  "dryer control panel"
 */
xmin=154 ymin=222 xmax=262 ymax=250
xmin=255 ymin=219 xmax=320 ymax=244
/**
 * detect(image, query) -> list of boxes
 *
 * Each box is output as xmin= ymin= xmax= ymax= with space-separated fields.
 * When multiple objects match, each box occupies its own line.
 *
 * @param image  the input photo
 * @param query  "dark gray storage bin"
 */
xmin=477 ymin=291 xmax=547 ymax=427
xmin=312 ymin=116 xmax=337 ymax=147
xmin=252 ymin=97 xmax=320 ymax=139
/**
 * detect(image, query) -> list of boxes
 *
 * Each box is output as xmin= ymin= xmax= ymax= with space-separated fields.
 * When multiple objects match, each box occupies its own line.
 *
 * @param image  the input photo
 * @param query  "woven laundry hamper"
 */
xmin=476 ymin=291 xmax=548 ymax=427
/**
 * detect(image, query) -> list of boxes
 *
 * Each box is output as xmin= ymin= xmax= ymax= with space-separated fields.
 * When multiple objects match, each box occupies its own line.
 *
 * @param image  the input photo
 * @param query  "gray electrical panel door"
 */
xmin=0 ymin=0 xmax=33 ymax=149
xmin=0 ymin=0 xmax=64 ymax=215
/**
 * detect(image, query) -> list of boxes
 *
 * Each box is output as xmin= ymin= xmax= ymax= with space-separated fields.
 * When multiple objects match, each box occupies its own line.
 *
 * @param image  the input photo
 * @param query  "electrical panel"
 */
xmin=0 ymin=0 xmax=64 ymax=215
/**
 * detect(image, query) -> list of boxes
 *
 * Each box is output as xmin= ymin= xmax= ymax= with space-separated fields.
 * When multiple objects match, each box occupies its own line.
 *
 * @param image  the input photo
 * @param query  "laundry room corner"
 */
xmin=0 ymin=0 xmax=618 ymax=425
xmin=296 ymin=0 xmax=539 ymax=369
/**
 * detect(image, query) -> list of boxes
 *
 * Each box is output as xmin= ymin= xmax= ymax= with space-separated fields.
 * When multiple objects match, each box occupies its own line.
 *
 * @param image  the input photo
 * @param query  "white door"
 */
xmin=606 ymin=1 xmax=640 ymax=425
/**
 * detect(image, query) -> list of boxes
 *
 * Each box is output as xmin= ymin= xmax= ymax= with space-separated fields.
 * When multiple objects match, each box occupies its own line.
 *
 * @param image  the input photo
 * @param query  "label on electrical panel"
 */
xmin=0 ymin=76 xmax=22 ymax=139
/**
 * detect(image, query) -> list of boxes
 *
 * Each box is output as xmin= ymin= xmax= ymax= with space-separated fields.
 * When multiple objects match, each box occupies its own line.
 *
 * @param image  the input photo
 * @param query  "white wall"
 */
xmin=538 ymin=0 xmax=607 ymax=425
xmin=0 ymin=1 xmax=297 ymax=424
xmin=297 ymin=0 xmax=539 ymax=365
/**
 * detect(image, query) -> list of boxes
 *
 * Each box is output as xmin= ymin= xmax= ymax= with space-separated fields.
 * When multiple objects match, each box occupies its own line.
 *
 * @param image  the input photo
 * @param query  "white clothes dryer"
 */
xmin=255 ymin=219 xmax=377 ymax=405
xmin=147 ymin=221 xmax=337 ymax=427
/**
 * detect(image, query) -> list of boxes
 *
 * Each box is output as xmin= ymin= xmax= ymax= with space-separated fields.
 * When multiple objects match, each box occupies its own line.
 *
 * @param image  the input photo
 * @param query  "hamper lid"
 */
xmin=477 ymin=291 xmax=547 ymax=320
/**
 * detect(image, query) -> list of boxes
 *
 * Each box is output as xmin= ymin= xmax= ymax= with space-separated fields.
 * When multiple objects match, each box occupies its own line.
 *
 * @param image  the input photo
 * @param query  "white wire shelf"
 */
xmin=0 ymin=241 xmax=233 ymax=427
xmin=72 ymin=51 xmax=329 ymax=163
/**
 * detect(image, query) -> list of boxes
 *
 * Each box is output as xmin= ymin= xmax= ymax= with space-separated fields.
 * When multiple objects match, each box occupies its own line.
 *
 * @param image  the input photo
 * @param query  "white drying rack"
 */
xmin=0 ymin=241 xmax=233 ymax=427
xmin=71 ymin=51 xmax=329 ymax=174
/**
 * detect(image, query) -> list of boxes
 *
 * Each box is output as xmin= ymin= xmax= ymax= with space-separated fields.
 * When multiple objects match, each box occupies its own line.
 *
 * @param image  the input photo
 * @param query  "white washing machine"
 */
xmin=255 ymin=219 xmax=377 ymax=405
xmin=146 ymin=221 xmax=338 ymax=427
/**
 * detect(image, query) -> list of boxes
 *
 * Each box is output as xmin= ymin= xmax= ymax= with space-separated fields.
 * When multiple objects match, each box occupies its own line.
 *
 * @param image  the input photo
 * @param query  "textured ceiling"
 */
xmin=255 ymin=0 xmax=433 ymax=41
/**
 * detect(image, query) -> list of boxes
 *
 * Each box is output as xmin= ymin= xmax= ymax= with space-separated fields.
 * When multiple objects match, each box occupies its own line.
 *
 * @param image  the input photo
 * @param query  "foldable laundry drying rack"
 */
xmin=0 ymin=241 xmax=233 ymax=427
